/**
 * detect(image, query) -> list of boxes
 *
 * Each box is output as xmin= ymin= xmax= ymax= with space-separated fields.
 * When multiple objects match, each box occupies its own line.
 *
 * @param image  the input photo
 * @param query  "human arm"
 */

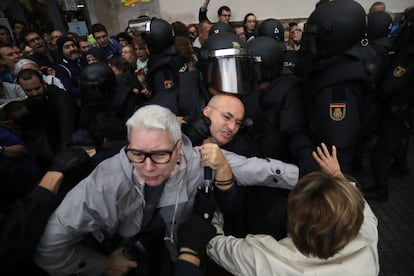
xmin=0 ymin=127 xmax=29 ymax=158
xmin=313 ymin=143 xmax=380 ymax=272
xmin=0 ymin=148 xmax=90 ymax=270
xmin=34 ymin=153 xmax=137 ymax=275
xmin=198 ymin=143 xmax=234 ymax=191
xmin=34 ymin=169 xmax=118 ymax=275
xmin=0 ymin=144 xmax=28 ymax=158
xmin=282 ymin=85 xmax=319 ymax=176
xmin=222 ymin=149 xmax=299 ymax=189
xmin=0 ymin=183 xmax=61 ymax=270
xmin=173 ymin=258 xmax=205 ymax=276
xmin=174 ymin=215 xmax=216 ymax=276
xmin=199 ymin=0 xmax=211 ymax=22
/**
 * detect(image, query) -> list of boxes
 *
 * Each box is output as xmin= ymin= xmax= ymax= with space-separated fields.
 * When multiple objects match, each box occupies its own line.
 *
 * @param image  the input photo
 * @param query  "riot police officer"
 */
xmin=367 ymin=11 xmax=394 ymax=87
xmin=197 ymin=32 xmax=259 ymax=155
xmin=247 ymin=36 xmax=317 ymax=175
xmin=128 ymin=17 xmax=202 ymax=116
xmin=352 ymin=10 xmax=394 ymax=172
xmin=78 ymin=62 xmax=116 ymax=129
xmin=256 ymin=18 xmax=297 ymax=75
xmin=365 ymin=7 xmax=414 ymax=201
xmin=184 ymin=32 xmax=293 ymax=241
xmin=297 ymin=0 xmax=373 ymax=173
xmin=256 ymin=18 xmax=285 ymax=42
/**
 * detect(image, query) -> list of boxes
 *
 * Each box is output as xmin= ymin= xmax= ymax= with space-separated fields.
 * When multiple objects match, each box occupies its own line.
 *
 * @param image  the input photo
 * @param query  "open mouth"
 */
xmin=221 ymin=129 xmax=233 ymax=139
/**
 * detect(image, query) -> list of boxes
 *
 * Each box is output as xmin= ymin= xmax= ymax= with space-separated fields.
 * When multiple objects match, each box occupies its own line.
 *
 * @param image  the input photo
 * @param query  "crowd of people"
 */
xmin=0 ymin=0 xmax=413 ymax=275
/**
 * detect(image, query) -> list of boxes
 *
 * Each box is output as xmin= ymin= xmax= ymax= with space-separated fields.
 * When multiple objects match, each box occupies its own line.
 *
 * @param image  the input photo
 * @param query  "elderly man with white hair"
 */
xmin=35 ymin=104 xmax=299 ymax=275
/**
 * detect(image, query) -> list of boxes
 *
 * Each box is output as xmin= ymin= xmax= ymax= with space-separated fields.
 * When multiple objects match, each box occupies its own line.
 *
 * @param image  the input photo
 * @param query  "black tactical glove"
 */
xmin=182 ymin=113 xmax=211 ymax=146
xmin=49 ymin=147 xmax=91 ymax=176
xmin=177 ymin=215 xmax=217 ymax=257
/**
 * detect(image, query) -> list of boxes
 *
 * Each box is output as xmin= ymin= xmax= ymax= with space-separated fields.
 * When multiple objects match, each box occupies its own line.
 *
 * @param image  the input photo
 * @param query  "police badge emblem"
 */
xmin=393 ymin=66 xmax=406 ymax=78
xmin=164 ymin=80 xmax=174 ymax=90
xmin=329 ymin=103 xmax=346 ymax=121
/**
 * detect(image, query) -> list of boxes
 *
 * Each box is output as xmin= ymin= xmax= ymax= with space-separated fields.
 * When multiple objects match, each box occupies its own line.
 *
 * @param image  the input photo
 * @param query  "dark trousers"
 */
xmin=371 ymin=116 xmax=410 ymax=192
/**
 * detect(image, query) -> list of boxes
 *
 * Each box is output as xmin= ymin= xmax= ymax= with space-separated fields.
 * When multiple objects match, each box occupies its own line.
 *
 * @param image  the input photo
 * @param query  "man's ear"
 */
xmin=202 ymin=106 xmax=209 ymax=117
xmin=177 ymin=139 xmax=184 ymax=152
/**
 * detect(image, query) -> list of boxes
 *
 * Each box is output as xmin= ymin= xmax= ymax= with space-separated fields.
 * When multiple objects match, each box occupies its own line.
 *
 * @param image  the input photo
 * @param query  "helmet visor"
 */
xmin=203 ymin=49 xmax=255 ymax=94
xmin=128 ymin=16 xmax=151 ymax=36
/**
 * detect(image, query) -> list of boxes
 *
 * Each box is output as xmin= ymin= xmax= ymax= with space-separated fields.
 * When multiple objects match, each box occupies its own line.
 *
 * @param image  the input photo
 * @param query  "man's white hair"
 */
xmin=126 ymin=105 xmax=181 ymax=143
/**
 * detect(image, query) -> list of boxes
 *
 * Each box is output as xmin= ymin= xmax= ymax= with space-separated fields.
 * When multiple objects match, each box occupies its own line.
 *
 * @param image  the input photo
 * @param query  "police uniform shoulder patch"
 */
xmin=329 ymin=103 xmax=346 ymax=121
xmin=164 ymin=80 xmax=174 ymax=90
xmin=393 ymin=66 xmax=406 ymax=78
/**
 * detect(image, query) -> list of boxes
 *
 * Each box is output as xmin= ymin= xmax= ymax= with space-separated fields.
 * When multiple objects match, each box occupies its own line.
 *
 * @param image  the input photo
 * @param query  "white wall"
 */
xmin=159 ymin=0 xmax=414 ymax=24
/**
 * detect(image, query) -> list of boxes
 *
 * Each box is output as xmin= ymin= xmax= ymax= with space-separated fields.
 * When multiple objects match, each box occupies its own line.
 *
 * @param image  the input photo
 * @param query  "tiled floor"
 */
xmin=355 ymin=134 xmax=414 ymax=276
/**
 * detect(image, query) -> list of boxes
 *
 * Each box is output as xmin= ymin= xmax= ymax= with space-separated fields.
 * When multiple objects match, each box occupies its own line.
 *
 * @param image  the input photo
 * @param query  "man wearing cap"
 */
xmin=54 ymin=36 xmax=83 ymax=99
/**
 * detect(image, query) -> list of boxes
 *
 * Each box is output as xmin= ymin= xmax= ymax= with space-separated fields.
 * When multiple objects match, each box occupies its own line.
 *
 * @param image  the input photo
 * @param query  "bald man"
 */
xmin=181 ymin=94 xmax=257 ymax=157
xmin=202 ymin=94 xmax=244 ymax=146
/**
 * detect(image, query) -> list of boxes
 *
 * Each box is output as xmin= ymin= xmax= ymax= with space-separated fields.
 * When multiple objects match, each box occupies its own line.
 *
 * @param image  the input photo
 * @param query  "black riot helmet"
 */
xmin=208 ymin=22 xmax=234 ymax=36
xmin=128 ymin=16 xmax=175 ymax=55
xmin=79 ymin=62 xmax=116 ymax=99
xmin=201 ymin=32 xmax=255 ymax=95
xmin=367 ymin=11 xmax=393 ymax=47
xmin=302 ymin=0 xmax=367 ymax=59
xmin=256 ymin=18 xmax=285 ymax=42
xmin=392 ymin=7 xmax=414 ymax=49
xmin=247 ymin=36 xmax=285 ymax=82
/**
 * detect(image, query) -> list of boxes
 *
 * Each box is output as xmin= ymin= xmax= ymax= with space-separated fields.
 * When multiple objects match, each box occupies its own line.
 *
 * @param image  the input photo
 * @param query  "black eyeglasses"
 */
xmin=125 ymin=140 xmax=180 ymax=164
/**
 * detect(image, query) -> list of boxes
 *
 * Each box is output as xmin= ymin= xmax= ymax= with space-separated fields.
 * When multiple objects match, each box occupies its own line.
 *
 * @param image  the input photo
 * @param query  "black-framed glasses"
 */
xmin=125 ymin=140 xmax=180 ymax=164
xmin=208 ymin=106 xmax=243 ymax=128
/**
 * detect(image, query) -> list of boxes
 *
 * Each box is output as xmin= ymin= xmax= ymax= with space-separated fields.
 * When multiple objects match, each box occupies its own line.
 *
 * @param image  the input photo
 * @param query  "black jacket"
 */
xmin=0 ymin=186 xmax=59 ymax=274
